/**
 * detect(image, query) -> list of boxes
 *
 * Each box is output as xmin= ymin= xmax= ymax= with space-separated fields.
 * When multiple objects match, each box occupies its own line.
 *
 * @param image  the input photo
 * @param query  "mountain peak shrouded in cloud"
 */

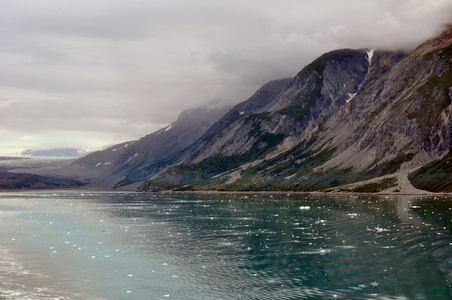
xmin=0 ymin=0 xmax=451 ymax=155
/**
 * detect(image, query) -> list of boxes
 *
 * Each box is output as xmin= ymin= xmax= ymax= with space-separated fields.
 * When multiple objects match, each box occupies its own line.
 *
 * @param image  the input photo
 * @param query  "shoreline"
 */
xmin=0 ymin=187 xmax=451 ymax=197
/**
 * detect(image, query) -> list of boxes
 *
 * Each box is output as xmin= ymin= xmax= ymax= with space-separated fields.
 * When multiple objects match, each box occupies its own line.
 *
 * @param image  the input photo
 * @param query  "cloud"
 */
xmin=0 ymin=0 xmax=451 ymax=154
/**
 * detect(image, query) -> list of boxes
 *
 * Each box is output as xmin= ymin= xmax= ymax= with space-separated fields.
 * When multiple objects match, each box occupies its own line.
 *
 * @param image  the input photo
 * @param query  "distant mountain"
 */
xmin=21 ymin=148 xmax=88 ymax=158
xmin=0 ymin=172 xmax=82 ymax=189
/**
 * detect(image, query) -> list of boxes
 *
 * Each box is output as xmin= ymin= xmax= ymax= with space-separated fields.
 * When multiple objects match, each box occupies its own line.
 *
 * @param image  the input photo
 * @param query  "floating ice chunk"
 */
xmin=373 ymin=227 xmax=389 ymax=233
xmin=299 ymin=206 xmax=311 ymax=210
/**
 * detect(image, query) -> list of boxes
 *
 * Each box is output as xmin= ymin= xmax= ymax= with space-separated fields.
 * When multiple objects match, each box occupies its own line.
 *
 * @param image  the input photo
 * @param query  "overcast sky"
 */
xmin=1 ymin=0 xmax=451 ymax=155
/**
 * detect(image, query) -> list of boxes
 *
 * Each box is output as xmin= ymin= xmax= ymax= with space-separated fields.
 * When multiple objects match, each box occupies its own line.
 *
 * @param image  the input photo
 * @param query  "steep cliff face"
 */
xmin=138 ymin=25 xmax=452 ymax=192
xmin=315 ymin=26 xmax=452 ymax=173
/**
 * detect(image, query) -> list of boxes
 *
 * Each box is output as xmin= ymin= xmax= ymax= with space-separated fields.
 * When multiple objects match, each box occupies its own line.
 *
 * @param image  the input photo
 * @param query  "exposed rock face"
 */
xmin=315 ymin=26 xmax=452 ymax=172
xmin=184 ymin=49 xmax=374 ymax=164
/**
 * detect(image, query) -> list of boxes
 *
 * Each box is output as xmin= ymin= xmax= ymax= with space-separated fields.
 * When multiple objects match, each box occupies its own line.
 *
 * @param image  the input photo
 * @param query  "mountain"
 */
xmin=65 ymin=105 xmax=231 ymax=186
xmin=21 ymin=148 xmax=88 ymax=158
xmin=136 ymin=25 xmax=452 ymax=193
xmin=0 ymin=172 xmax=82 ymax=189
xmin=64 ymin=25 xmax=452 ymax=193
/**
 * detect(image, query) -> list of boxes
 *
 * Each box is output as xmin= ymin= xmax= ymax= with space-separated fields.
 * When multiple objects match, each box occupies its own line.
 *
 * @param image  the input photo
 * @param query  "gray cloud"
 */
xmin=0 ymin=0 xmax=451 ymax=154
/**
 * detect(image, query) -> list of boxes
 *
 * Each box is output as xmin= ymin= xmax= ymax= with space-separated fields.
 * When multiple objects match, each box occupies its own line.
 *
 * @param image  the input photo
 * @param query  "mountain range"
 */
xmin=20 ymin=148 xmax=88 ymax=158
xmin=65 ymin=25 xmax=452 ymax=193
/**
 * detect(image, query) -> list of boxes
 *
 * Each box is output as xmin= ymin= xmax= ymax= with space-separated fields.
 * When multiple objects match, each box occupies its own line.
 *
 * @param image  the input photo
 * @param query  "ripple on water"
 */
xmin=0 ymin=246 xmax=99 ymax=300
xmin=2 ymin=192 xmax=452 ymax=299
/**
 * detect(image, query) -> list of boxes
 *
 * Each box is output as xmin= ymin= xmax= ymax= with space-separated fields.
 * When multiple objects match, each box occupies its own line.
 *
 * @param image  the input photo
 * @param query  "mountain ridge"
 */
xmin=64 ymin=24 xmax=452 ymax=193
xmin=138 ymin=25 xmax=452 ymax=192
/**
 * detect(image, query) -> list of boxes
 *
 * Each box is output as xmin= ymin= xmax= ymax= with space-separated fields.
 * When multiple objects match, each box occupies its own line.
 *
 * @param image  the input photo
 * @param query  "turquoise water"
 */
xmin=0 ymin=191 xmax=451 ymax=299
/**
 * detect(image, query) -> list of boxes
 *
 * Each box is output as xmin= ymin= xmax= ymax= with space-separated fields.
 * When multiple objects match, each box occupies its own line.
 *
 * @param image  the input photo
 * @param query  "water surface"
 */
xmin=0 ymin=191 xmax=451 ymax=299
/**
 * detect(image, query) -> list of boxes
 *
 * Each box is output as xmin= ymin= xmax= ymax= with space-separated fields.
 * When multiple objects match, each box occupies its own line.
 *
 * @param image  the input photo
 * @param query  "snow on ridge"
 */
xmin=125 ymin=153 xmax=138 ymax=164
xmin=367 ymin=49 xmax=375 ymax=65
xmin=165 ymin=125 xmax=173 ymax=132
xmin=346 ymin=93 xmax=357 ymax=103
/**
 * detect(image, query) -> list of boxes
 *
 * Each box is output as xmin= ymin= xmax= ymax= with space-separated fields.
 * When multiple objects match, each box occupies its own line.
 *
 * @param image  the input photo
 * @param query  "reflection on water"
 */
xmin=0 ymin=192 xmax=452 ymax=299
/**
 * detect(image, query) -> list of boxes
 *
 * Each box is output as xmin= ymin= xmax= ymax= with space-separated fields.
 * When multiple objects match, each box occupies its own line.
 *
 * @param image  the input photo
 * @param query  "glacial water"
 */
xmin=0 ymin=191 xmax=452 ymax=299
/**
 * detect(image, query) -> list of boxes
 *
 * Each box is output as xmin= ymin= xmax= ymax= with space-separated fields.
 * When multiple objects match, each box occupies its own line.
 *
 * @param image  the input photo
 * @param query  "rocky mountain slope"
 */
xmin=65 ymin=106 xmax=230 ymax=186
xmin=136 ymin=25 xmax=452 ymax=192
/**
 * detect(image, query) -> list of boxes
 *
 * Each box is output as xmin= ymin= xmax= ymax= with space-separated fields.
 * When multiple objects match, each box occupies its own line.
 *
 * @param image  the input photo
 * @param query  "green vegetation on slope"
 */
xmin=351 ymin=178 xmax=398 ymax=193
xmin=217 ymin=146 xmax=416 ymax=192
xmin=364 ymin=153 xmax=417 ymax=177
xmin=409 ymin=148 xmax=452 ymax=193
xmin=141 ymin=133 xmax=286 ymax=191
